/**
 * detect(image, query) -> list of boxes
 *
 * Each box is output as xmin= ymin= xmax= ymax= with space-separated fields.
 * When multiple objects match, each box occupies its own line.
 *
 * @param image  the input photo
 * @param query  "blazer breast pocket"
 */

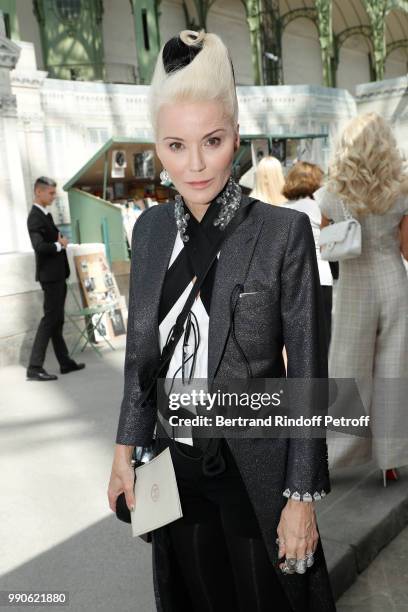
xmin=238 ymin=288 xmax=278 ymax=307
xmin=234 ymin=288 xmax=281 ymax=353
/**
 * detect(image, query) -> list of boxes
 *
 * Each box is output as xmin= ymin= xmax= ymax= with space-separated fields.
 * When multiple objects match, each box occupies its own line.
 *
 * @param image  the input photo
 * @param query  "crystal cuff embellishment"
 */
xmin=283 ymin=488 xmax=327 ymax=502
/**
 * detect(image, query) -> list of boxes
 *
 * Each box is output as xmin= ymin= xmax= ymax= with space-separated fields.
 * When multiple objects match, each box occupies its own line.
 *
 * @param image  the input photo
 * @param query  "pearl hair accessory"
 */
xmin=174 ymin=176 xmax=242 ymax=243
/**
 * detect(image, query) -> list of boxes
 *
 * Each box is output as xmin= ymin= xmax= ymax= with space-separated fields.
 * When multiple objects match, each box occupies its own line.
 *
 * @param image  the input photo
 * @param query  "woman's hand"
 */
xmin=276 ymin=499 xmax=319 ymax=574
xmin=107 ymin=444 xmax=136 ymax=513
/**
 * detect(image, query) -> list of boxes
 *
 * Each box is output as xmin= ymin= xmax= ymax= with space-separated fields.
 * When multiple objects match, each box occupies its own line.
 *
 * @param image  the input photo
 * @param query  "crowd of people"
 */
xmin=250 ymin=112 xmax=408 ymax=487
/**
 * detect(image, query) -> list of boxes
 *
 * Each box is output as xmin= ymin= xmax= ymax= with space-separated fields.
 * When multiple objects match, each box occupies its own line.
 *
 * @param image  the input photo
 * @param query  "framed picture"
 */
xmin=114 ymin=182 xmax=125 ymax=198
xmin=111 ymin=149 xmax=127 ymax=178
xmin=109 ymin=309 xmax=126 ymax=336
xmin=133 ymin=150 xmax=155 ymax=179
xmin=74 ymin=252 xmax=127 ymax=339
xmin=251 ymin=139 xmax=269 ymax=168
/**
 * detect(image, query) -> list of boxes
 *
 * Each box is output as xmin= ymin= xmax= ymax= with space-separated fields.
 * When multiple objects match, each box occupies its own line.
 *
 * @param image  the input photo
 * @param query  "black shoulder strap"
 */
xmin=141 ymin=197 xmax=258 ymax=403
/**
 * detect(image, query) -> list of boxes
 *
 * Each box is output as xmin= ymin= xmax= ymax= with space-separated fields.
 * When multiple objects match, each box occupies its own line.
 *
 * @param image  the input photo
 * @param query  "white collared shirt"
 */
xmin=281 ymin=198 xmax=333 ymax=286
xmin=158 ymin=232 xmax=217 ymax=446
xmin=33 ymin=202 xmax=62 ymax=252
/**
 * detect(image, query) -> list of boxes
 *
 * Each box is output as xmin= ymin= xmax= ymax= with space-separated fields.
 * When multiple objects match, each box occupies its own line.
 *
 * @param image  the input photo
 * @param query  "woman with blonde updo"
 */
xmin=108 ymin=29 xmax=335 ymax=611
xmin=250 ymin=156 xmax=288 ymax=205
xmin=315 ymin=112 xmax=408 ymax=486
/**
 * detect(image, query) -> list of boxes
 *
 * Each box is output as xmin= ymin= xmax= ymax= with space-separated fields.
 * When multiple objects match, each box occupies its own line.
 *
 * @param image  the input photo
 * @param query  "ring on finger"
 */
xmin=281 ymin=561 xmax=295 ymax=575
xmin=295 ymin=558 xmax=308 ymax=574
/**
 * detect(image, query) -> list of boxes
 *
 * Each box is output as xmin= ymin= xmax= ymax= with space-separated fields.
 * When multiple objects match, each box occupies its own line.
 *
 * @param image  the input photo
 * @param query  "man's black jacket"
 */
xmin=27 ymin=206 xmax=70 ymax=283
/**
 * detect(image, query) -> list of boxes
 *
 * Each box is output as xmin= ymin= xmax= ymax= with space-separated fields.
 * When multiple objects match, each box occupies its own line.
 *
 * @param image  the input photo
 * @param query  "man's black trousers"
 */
xmin=29 ymin=280 xmax=70 ymax=369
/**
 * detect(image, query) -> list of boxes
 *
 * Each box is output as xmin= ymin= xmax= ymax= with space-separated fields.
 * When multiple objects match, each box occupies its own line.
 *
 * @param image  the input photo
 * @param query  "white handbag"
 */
xmin=131 ymin=447 xmax=183 ymax=538
xmin=319 ymin=200 xmax=362 ymax=261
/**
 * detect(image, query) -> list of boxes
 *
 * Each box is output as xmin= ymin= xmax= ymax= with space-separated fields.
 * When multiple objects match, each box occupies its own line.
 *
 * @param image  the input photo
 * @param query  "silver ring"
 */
xmin=286 ymin=558 xmax=297 ymax=569
xmin=281 ymin=561 xmax=295 ymax=575
xmin=306 ymin=553 xmax=315 ymax=568
xmin=276 ymin=537 xmax=280 ymax=545
xmin=296 ymin=558 xmax=308 ymax=574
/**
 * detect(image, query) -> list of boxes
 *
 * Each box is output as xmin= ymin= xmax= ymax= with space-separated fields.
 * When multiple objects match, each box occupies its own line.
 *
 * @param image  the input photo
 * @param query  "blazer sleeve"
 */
xmin=281 ymin=211 xmax=331 ymax=502
xmin=115 ymin=209 xmax=158 ymax=447
xmin=27 ymin=215 xmax=58 ymax=255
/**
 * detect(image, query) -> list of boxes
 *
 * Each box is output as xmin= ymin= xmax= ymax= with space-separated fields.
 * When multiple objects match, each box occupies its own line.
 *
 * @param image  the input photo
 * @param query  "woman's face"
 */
xmin=156 ymin=100 xmax=239 ymax=211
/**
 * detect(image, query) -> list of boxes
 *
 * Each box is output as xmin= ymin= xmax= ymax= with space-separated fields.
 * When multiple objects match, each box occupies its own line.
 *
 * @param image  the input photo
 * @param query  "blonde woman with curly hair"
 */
xmin=250 ymin=156 xmax=288 ymax=205
xmin=315 ymin=112 xmax=408 ymax=485
xmin=108 ymin=29 xmax=335 ymax=612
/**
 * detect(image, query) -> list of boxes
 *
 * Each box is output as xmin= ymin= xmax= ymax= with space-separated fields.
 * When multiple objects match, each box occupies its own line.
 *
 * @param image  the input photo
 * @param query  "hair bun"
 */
xmin=179 ymin=30 xmax=206 ymax=46
xmin=162 ymin=30 xmax=205 ymax=74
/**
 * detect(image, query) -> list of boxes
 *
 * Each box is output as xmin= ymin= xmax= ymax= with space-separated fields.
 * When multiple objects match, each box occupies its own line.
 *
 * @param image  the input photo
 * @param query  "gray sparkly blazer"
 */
xmin=116 ymin=195 xmax=335 ymax=612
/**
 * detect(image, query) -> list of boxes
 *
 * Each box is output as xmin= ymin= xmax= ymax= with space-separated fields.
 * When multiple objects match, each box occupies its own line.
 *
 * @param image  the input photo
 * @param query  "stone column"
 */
xmin=365 ymin=0 xmax=387 ymax=81
xmin=10 ymin=41 xmax=49 ymax=217
xmin=315 ymin=0 xmax=335 ymax=88
xmin=242 ymin=0 xmax=263 ymax=85
xmin=130 ymin=0 xmax=160 ymax=84
xmin=261 ymin=0 xmax=283 ymax=85
xmin=0 ymin=33 xmax=31 ymax=253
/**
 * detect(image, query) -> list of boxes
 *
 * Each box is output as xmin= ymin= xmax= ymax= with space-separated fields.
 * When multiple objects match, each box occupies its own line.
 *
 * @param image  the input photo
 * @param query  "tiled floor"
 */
xmin=337 ymin=525 xmax=408 ymax=611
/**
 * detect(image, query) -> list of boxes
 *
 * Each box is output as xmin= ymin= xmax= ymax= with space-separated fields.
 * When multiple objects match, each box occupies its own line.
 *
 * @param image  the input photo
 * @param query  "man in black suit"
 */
xmin=27 ymin=176 xmax=85 ymax=381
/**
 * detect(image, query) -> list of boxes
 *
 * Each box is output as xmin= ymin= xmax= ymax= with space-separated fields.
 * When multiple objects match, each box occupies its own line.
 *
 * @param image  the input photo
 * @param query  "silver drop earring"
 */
xmin=160 ymin=168 xmax=171 ymax=185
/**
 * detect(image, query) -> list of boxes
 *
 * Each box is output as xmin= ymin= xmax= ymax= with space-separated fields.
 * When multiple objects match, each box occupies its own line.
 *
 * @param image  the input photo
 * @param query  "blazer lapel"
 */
xmin=208 ymin=208 xmax=264 ymax=381
xmin=138 ymin=204 xmax=178 ymax=353
xmin=136 ymin=200 xmax=263 ymax=376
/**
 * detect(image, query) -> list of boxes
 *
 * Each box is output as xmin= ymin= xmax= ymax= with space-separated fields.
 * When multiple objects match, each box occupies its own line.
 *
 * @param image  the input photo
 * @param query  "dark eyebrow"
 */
xmin=162 ymin=128 xmax=226 ymax=142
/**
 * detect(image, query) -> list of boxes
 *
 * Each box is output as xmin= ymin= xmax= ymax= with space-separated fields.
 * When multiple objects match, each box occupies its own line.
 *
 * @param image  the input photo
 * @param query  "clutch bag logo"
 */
xmin=151 ymin=483 xmax=160 ymax=502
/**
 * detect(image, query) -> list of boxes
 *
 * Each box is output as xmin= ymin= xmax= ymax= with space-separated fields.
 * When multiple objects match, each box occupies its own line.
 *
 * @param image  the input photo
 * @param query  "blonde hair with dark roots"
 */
xmin=149 ymin=30 xmax=238 ymax=137
xmin=328 ymin=112 xmax=408 ymax=216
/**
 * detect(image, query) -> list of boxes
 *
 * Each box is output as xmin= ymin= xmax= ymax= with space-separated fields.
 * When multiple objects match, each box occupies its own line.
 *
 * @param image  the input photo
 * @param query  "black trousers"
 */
xmin=157 ymin=436 xmax=293 ymax=612
xmin=29 ymin=280 xmax=70 ymax=369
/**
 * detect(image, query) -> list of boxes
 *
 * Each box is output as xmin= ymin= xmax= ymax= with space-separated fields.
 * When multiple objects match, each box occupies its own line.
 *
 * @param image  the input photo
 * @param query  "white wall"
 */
xmin=15 ymin=0 xmax=43 ymax=70
xmin=207 ymin=0 xmax=253 ymax=85
xmin=385 ymin=48 xmax=408 ymax=81
xmin=102 ymin=0 xmax=138 ymax=83
xmin=282 ymin=18 xmax=323 ymax=86
xmin=158 ymin=0 xmax=185 ymax=45
xmin=336 ymin=36 xmax=371 ymax=95
xmin=356 ymin=76 xmax=408 ymax=158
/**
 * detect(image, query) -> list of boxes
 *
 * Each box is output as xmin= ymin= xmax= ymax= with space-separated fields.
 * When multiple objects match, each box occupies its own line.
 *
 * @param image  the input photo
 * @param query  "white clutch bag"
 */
xmin=131 ymin=447 xmax=183 ymax=538
xmin=319 ymin=200 xmax=362 ymax=261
